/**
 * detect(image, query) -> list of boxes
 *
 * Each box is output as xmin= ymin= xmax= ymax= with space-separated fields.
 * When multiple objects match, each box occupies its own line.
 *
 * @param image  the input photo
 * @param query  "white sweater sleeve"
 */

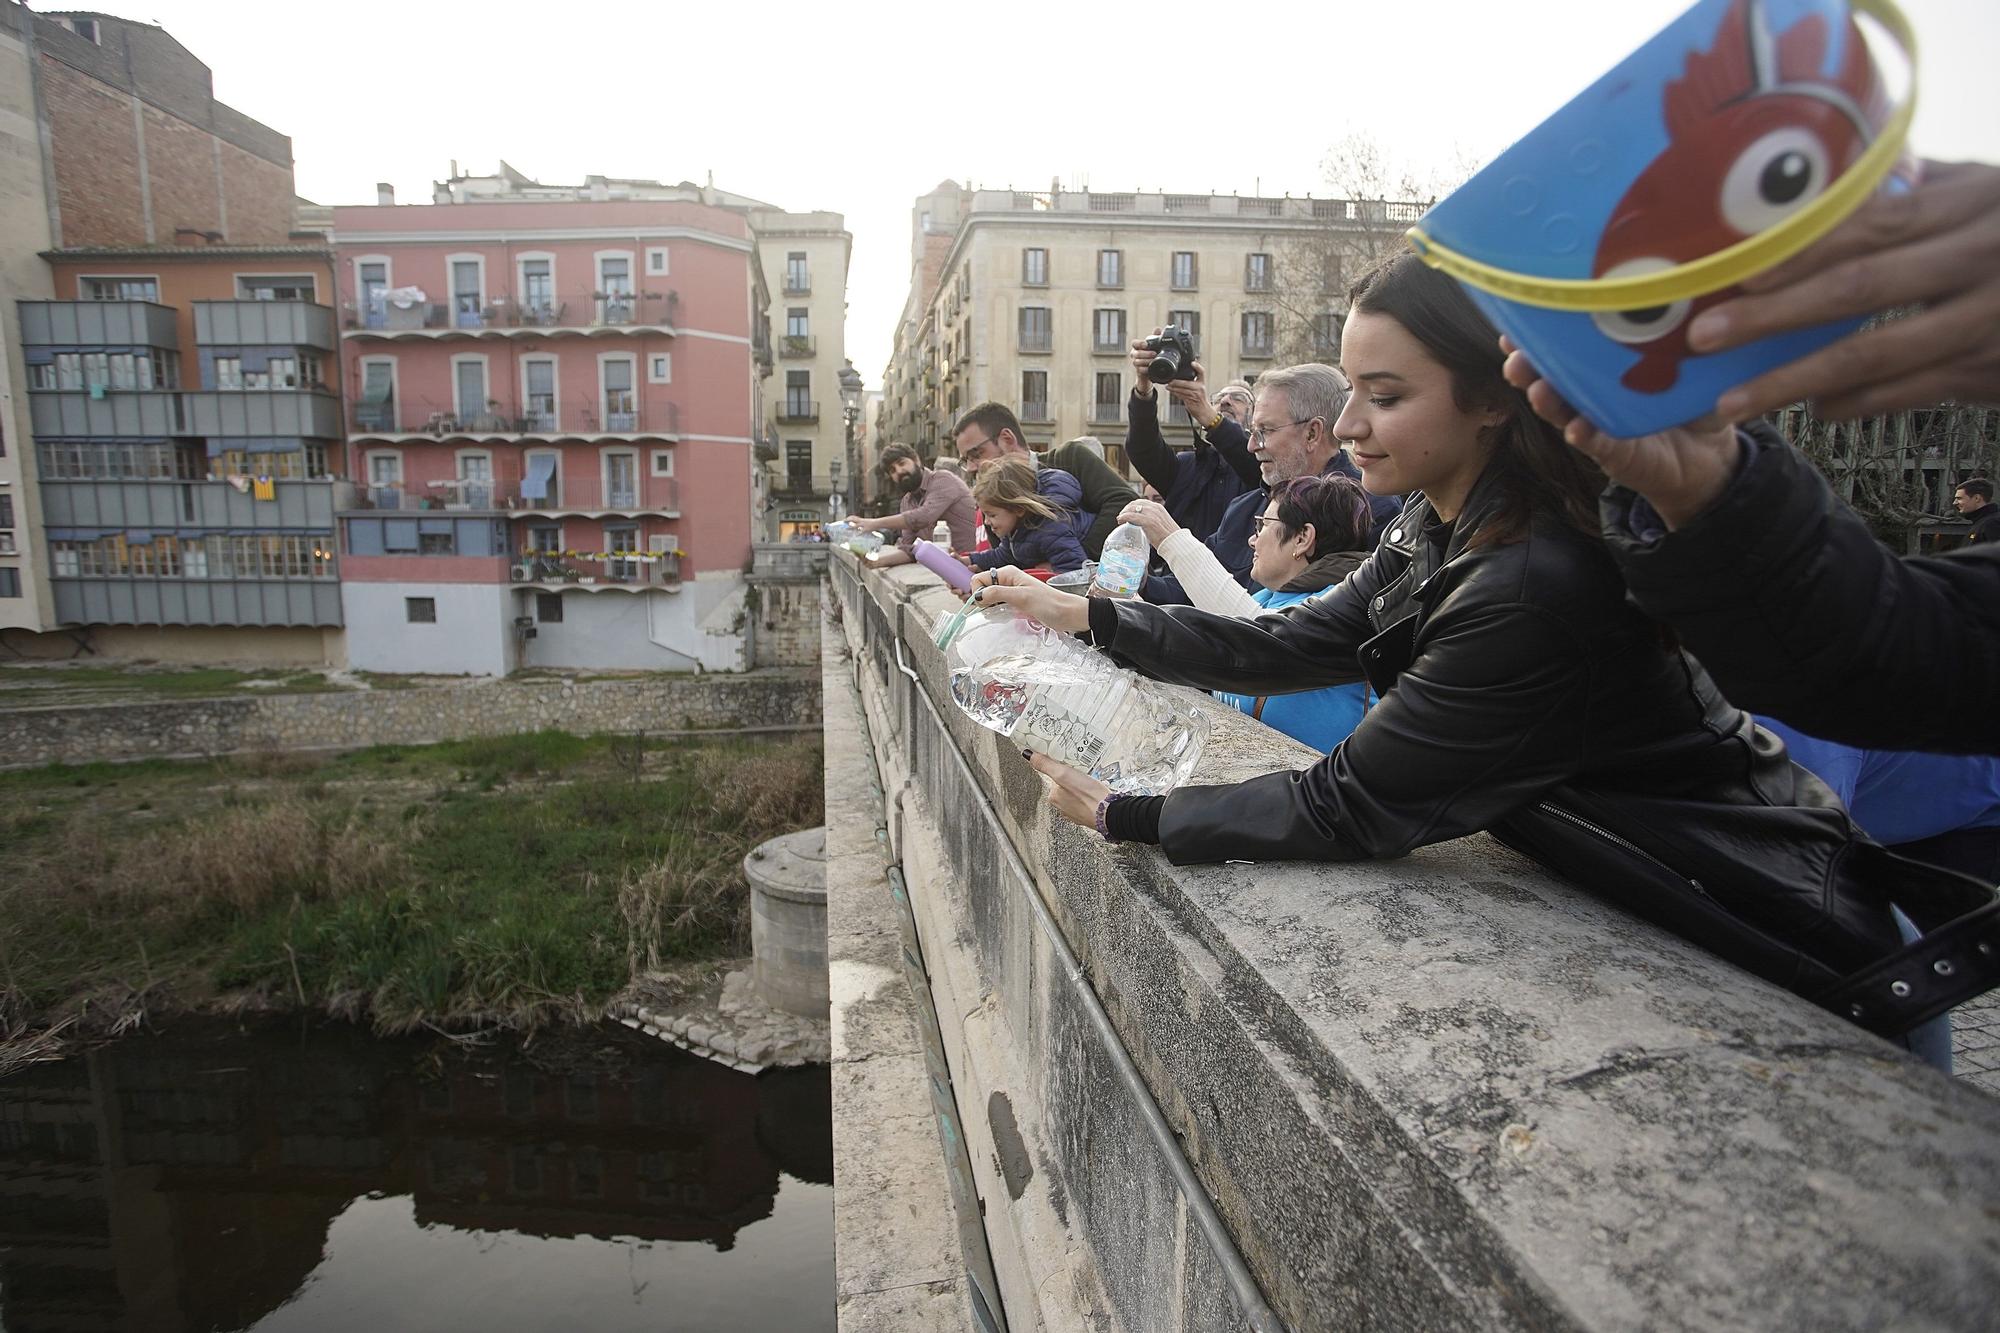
xmin=1157 ymin=529 xmax=1264 ymax=617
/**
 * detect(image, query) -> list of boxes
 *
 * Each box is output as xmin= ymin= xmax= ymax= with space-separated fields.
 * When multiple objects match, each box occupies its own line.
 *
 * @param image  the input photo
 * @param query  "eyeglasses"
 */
xmin=1249 ymin=514 xmax=1286 ymax=536
xmin=957 ymin=434 xmax=1002 ymax=463
xmin=1247 ymin=418 xmax=1313 ymax=445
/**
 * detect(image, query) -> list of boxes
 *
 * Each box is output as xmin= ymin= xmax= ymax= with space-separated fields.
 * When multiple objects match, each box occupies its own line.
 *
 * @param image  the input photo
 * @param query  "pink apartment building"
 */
xmin=330 ymin=197 xmax=763 ymax=674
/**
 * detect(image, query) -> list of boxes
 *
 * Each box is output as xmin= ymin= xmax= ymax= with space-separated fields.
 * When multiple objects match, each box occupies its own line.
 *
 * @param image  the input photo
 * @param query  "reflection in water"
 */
xmin=0 ymin=1020 xmax=834 ymax=1332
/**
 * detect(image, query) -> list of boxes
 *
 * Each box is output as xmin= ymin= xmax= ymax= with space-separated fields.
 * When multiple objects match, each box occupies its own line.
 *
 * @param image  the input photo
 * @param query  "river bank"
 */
xmin=0 ymin=731 xmax=823 ymax=1068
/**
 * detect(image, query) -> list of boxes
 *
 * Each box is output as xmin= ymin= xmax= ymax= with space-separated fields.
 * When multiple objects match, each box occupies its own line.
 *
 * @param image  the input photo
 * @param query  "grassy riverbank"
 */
xmin=0 ymin=732 xmax=821 ymax=1051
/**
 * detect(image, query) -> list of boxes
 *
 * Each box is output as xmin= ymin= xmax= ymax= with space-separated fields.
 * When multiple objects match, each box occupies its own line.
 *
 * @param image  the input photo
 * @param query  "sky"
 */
xmin=73 ymin=0 xmax=2000 ymax=389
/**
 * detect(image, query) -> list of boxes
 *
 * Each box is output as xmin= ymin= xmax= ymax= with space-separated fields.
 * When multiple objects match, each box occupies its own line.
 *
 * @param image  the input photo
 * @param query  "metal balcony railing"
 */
xmin=511 ymin=551 xmax=681 ymax=586
xmin=779 ymin=335 xmax=817 ymax=358
xmin=776 ymin=399 xmax=819 ymax=424
xmin=345 ymin=289 xmax=680 ymax=335
xmin=770 ymin=471 xmax=842 ymax=497
xmin=1019 ymin=401 xmax=1052 ymax=423
xmin=345 ymin=398 xmax=679 ymax=438
xmin=350 ymin=475 xmax=681 ymax=514
xmin=1090 ymin=401 xmax=1124 ymax=424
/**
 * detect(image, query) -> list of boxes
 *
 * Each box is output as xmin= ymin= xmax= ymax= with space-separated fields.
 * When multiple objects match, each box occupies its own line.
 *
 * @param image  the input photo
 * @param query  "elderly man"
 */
xmin=848 ymin=444 xmax=979 ymax=559
xmin=1119 ymin=363 xmax=1401 ymax=605
xmin=950 ymin=403 xmax=1137 ymax=559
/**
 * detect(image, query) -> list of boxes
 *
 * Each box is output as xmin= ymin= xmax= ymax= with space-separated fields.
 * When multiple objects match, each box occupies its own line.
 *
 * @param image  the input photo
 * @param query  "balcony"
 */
xmin=775 ymin=399 xmax=819 ymax=425
xmin=1019 ymin=401 xmax=1052 ymax=424
xmin=19 ymin=300 xmax=179 ymax=349
xmin=342 ymin=289 xmax=680 ymax=340
xmin=183 ymin=390 xmax=342 ymax=439
xmin=345 ymin=397 xmax=680 ymax=441
xmin=1090 ymin=401 xmax=1123 ymax=424
xmin=779 ymin=335 xmax=817 ymax=359
xmin=782 ymin=277 xmax=811 ymax=296
xmin=350 ymin=475 xmax=680 ymax=517
xmin=39 ymin=477 xmax=337 ymax=529
xmin=509 ymin=550 xmax=681 ymax=590
xmin=770 ymin=471 xmax=841 ymax=499
xmin=51 ymin=577 xmax=342 ymax=628
xmin=29 ymin=389 xmax=185 ymax=437
xmin=193 ymin=301 xmax=337 ymax=351
xmin=755 ymin=426 xmax=781 ymax=463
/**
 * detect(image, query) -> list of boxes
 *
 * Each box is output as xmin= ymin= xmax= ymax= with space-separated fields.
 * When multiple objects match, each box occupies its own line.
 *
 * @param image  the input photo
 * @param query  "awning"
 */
xmin=521 ymin=454 xmax=557 ymax=500
xmin=125 ymin=530 xmax=154 ymax=544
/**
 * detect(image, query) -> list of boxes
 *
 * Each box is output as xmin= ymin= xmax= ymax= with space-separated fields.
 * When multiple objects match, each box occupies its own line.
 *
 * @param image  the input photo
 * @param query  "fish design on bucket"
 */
xmin=1591 ymin=0 xmax=1886 ymax=393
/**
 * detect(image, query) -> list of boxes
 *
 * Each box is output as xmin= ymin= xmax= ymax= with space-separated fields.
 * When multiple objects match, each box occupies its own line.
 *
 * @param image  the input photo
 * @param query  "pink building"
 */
xmin=330 ymin=197 xmax=764 ymax=674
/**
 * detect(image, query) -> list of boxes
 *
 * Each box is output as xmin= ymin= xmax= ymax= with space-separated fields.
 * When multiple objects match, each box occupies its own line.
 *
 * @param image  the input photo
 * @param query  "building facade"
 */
xmin=330 ymin=195 xmax=762 ymax=676
xmin=747 ymin=209 xmax=852 ymax=541
xmin=880 ymin=183 xmax=1393 ymax=470
xmin=4 ymin=5 xmax=339 ymax=662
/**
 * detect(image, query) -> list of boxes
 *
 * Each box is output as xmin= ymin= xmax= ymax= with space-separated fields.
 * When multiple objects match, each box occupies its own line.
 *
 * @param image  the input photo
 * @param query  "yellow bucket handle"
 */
xmin=1407 ymin=0 xmax=1917 ymax=312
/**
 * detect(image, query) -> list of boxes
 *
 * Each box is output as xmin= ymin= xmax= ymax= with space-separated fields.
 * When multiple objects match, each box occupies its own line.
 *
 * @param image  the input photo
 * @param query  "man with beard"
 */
xmin=849 ymin=444 xmax=979 ymax=557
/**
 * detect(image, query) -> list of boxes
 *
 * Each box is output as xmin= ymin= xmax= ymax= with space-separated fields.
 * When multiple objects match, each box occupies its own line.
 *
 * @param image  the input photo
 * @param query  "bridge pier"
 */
xmin=825 ymin=548 xmax=2000 ymax=1332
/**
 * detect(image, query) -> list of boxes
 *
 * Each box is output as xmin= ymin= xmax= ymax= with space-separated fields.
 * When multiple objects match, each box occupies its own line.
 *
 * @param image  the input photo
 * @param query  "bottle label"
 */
xmin=1007 ymin=674 xmax=1131 ymax=771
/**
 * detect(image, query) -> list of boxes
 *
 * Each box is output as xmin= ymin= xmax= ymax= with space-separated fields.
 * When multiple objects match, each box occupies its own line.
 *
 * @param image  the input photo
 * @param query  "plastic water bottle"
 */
xmin=934 ymin=604 xmax=1207 ymax=794
xmin=1092 ymin=522 xmax=1150 ymax=598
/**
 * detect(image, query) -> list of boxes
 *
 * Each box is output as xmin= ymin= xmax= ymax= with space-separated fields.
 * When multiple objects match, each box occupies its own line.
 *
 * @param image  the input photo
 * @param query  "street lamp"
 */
xmin=837 ymin=361 xmax=864 ymax=519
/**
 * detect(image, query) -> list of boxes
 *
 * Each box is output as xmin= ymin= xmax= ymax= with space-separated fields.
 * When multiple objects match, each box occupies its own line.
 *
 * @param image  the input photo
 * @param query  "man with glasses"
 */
xmin=1121 ymin=331 xmax=1261 ymax=544
xmin=1115 ymin=363 xmax=1401 ymax=605
xmin=950 ymin=403 xmax=1137 ymax=559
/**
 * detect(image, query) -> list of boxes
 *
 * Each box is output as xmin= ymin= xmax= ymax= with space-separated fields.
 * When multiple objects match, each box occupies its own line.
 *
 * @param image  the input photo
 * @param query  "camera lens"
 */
xmin=1146 ymin=346 xmax=1183 ymax=383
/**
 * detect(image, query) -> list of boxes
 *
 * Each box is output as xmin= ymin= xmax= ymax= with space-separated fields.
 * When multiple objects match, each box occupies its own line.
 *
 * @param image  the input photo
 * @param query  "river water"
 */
xmin=0 ymin=1019 xmax=833 ymax=1332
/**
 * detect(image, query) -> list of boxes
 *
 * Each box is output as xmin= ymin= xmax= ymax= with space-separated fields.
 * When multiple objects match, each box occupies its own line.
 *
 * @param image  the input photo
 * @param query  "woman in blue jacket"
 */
xmin=968 ymin=454 xmax=1091 ymax=574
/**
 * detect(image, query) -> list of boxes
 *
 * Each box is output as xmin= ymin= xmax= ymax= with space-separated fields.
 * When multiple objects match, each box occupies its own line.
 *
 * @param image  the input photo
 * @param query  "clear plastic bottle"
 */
xmin=935 ymin=604 xmax=1207 ymax=794
xmin=1092 ymin=522 xmax=1150 ymax=598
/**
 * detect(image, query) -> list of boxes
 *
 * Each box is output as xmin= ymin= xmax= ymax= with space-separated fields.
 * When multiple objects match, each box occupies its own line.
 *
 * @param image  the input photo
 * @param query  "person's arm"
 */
xmin=1155 ymin=530 xmax=1262 ymax=617
xmin=1603 ymin=425 xmax=2000 ymax=753
xmin=1206 ymin=416 xmax=1262 ymax=490
xmin=1121 ymin=384 xmax=1183 ymax=497
xmin=1022 ymin=518 xmax=1091 ymax=575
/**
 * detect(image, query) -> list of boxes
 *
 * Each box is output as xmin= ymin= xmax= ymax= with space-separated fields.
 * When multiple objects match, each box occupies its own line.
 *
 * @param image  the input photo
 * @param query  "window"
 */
xmin=406 ymin=597 xmax=437 ymax=623
xmin=1171 ymin=251 xmax=1198 ymax=290
xmin=601 ymin=358 xmax=636 ymax=429
xmin=268 ymin=356 xmax=297 ymax=389
xmin=604 ymin=451 xmax=638 ymax=506
xmin=213 ymin=357 xmax=243 ymax=390
xmin=81 ymin=276 xmax=158 ymax=302
xmin=528 ymin=524 xmax=561 ymax=554
xmin=0 ymin=494 xmax=11 ymax=529
xmin=1018 ymin=307 xmax=1052 ymax=352
xmin=1093 ymin=372 xmax=1123 ymax=422
xmin=1022 ymin=248 xmax=1048 ymax=287
xmin=648 ymin=352 xmax=671 ymax=384
xmin=1242 ymin=311 xmax=1275 ymax=356
xmin=357 ymin=260 xmax=389 ymax=326
xmin=1096 ymin=250 xmax=1123 ymax=288
xmin=523 ymin=359 xmax=556 ymax=429
xmin=519 ymin=257 xmax=555 ymax=318
xmin=237 ymin=275 xmax=315 ymax=301
xmin=1319 ymin=253 xmax=1343 ymax=294
xmin=785 ymin=252 xmax=809 ymax=294
xmin=451 ymin=258 xmax=483 ymax=325
xmin=536 ymin=592 xmax=564 ymax=622
xmin=596 ymin=254 xmax=634 ymax=322
xmin=369 ymin=452 xmax=403 ymax=487
xmin=454 ymin=359 xmax=488 ymax=419
xmin=0 ymin=568 xmax=19 ymax=599
xmin=1020 ymin=370 xmax=1049 ymax=421
xmin=605 ymin=525 xmax=639 ymax=580
xmin=1093 ymin=308 xmax=1127 ymax=352
xmin=650 ymin=450 xmax=674 ymax=477
xmin=646 ymin=247 xmax=669 ymax=275
xmin=419 ymin=531 xmax=455 ymax=555
xmin=786 ymin=308 xmax=809 ymax=338
xmin=784 ymin=441 xmax=813 ymax=490
xmin=784 ymin=370 xmax=812 ymax=418
xmin=1312 ymin=313 xmax=1341 ymax=356
xmin=1245 ymin=253 xmax=1273 ymax=292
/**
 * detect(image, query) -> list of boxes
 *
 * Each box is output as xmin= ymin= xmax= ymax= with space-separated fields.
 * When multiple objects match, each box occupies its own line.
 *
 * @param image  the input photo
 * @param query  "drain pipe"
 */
xmin=900 ymin=645 xmax=1285 ymax=1333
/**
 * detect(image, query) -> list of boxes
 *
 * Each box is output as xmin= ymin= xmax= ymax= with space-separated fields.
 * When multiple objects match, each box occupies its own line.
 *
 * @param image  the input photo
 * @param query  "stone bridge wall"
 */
xmin=0 ymin=669 xmax=820 ymax=767
xmin=826 ymin=548 xmax=2000 ymax=1333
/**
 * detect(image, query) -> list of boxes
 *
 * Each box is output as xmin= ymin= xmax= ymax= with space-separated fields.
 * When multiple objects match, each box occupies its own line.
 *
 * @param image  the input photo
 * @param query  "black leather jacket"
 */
xmin=1092 ymin=452 xmax=1995 ymax=1035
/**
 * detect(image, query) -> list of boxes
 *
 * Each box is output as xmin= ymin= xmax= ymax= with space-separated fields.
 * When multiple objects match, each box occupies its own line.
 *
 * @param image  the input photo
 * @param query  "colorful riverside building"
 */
xmin=329 ymin=191 xmax=763 ymax=675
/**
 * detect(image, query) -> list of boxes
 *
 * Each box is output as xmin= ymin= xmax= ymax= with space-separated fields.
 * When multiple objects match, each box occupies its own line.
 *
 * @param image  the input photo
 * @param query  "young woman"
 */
xmin=970 ymin=248 xmax=1992 ymax=1048
xmin=968 ymin=454 xmax=1091 ymax=575
xmin=1130 ymin=474 xmax=1375 ymax=752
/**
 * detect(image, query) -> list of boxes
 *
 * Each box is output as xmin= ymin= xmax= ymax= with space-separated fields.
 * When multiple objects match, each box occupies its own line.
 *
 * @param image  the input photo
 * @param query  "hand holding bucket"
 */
xmin=1409 ymin=0 xmax=1917 ymax=436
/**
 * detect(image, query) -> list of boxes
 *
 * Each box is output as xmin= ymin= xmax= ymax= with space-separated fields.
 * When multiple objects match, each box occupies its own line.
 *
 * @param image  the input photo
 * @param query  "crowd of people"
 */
xmin=868 ymin=158 xmax=2000 ymax=1068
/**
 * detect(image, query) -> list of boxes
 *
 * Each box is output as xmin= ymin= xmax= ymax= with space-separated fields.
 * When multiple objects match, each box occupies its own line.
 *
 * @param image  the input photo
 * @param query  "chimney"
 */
xmin=376 ymin=182 xmax=396 ymax=206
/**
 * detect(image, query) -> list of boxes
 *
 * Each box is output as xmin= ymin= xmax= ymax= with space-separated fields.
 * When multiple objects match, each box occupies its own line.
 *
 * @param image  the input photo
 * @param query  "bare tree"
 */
xmin=1268 ymin=133 xmax=1474 ymax=367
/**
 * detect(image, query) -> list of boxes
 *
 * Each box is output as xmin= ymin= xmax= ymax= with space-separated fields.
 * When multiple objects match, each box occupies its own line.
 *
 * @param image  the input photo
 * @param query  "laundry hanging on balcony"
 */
xmin=520 ymin=454 xmax=557 ymax=500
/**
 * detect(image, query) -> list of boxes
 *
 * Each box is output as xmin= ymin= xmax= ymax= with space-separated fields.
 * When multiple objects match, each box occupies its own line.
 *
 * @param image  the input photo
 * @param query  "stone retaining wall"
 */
xmin=0 ymin=669 xmax=821 ymax=767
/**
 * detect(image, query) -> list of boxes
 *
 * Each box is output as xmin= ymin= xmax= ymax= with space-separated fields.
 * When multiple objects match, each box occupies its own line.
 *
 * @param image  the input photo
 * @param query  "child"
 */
xmin=968 ymin=454 xmax=1091 ymax=574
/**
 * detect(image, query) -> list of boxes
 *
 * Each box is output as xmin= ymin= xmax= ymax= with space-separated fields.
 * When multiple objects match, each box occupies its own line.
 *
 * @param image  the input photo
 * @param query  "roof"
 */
xmin=41 ymin=244 xmax=334 ymax=261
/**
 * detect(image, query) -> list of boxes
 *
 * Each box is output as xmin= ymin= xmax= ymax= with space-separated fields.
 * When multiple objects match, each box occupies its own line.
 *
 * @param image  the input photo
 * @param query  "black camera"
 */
xmin=1142 ymin=326 xmax=1198 ymax=384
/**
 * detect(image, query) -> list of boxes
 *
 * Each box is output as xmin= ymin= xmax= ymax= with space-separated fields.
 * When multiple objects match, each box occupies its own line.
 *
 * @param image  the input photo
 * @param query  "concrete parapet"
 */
xmin=826 ymin=546 xmax=2000 ymax=1332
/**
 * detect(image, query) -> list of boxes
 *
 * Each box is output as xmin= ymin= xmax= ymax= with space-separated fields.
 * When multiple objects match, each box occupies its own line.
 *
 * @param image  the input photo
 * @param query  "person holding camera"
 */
xmin=1123 ymin=328 xmax=1261 ymax=543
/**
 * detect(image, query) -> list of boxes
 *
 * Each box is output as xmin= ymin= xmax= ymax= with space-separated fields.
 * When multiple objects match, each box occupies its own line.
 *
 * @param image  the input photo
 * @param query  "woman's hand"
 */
xmin=1115 ymin=497 xmax=1180 ymax=547
xmin=1501 ymin=337 xmax=1742 ymax=530
xmin=1025 ymin=752 xmax=1110 ymax=830
xmin=966 ymin=565 xmax=1092 ymax=634
xmin=1689 ymin=159 xmax=2000 ymax=421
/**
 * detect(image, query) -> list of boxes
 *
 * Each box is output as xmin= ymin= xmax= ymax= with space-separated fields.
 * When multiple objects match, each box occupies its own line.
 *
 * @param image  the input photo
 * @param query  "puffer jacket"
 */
xmin=1091 ymin=450 xmax=1998 ymax=1036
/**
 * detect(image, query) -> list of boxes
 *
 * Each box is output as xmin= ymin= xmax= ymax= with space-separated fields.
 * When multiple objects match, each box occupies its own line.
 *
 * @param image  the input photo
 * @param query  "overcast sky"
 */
xmin=76 ymin=0 xmax=2000 ymax=388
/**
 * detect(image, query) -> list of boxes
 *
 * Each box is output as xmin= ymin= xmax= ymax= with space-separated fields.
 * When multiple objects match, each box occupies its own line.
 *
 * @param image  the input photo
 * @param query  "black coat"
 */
xmin=1606 ymin=424 xmax=2000 ymax=754
xmin=1091 ymin=449 xmax=1996 ymax=1035
xmin=1121 ymin=390 xmax=1260 ymax=543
